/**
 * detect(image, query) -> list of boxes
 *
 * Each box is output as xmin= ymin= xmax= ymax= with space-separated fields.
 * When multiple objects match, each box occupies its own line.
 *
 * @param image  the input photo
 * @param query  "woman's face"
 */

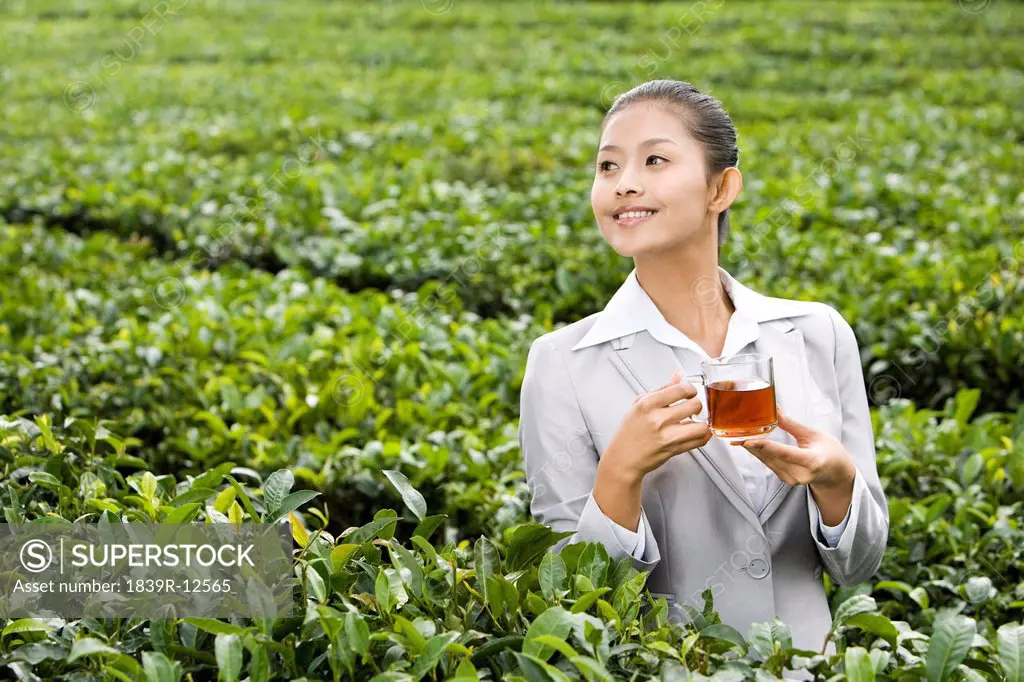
xmin=591 ymin=103 xmax=717 ymax=258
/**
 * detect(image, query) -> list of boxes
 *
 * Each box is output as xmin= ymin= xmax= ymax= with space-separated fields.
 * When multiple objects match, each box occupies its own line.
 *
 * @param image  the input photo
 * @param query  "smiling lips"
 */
xmin=614 ymin=209 xmax=658 ymax=227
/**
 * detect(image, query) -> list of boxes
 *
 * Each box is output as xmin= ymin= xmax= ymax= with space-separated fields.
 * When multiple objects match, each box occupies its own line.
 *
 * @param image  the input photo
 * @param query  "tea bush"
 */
xmin=2 ymin=1 xmax=1023 ymax=410
xmin=0 ymin=223 xmax=538 ymax=534
xmin=1 ymin=413 xmax=1021 ymax=681
xmin=2 ymin=0 xmax=1023 ymax=679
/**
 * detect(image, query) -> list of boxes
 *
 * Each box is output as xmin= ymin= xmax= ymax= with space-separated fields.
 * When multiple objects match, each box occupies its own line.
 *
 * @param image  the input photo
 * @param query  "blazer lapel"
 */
xmin=753 ymin=319 xmax=811 ymax=524
xmin=607 ymin=320 xmax=812 ymax=531
xmin=608 ymin=330 xmax=765 ymax=536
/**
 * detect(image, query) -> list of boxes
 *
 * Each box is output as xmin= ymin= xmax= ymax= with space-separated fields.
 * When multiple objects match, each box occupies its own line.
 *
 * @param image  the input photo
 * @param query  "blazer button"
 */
xmin=747 ymin=558 xmax=770 ymax=579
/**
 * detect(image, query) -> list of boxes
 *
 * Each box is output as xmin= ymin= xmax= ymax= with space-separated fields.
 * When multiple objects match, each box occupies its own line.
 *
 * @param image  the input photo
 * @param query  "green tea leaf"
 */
xmin=142 ymin=650 xmax=182 ymax=682
xmin=408 ymin=631 xmax=460 ymax=680
xmin=384 ymin=469 xmax=427 ymax=520
xmin=263 ymin=469 xmax=294 ymax=515
xmin=700 ymin=623 xmax=748 ymax=654
xmin=523 ymin=607 xmax=574 ymax=662
xmin=68 ymin=637 xmax=119 ymax=662
xmin=506 ymin=525 xmax=572 ymax=572
xmin=182 ymin=619 xmax=249 ymax=636
xmin=215 ymin=634 xmax=242 ymax=682
xmin=1 ymin=619 xmax=53 ymax=637
xmin=475 ymin=537 xmax=500 ymax=603
xmin=346 ymin=612 xmax=370 ymax=658
xmin=832 ymin=595 xmax=878 ymax=629
xmin=263 ymin=490 xmax=320 ymax=524
xmin=577 ymin=543 xmax=609 ymax=588
xmin=344 ymin=515 xmax=399 ymax=545
xmin=570 ymin=587 xmax=610 ymax=614
xmin=376 ymin=567 xmax=396 ymax=615
xmin=539 ymin=552 xmax=566 ymax=601
xmin=995 ymin=623 xmax=1023 ymax=682
xmin=925 ymin=614 xmax=977 ymax=682
xmin=514 ymin=651 xmax=574 ymax=682
xmin=846 ymin=646 xmax=875 ymax=682
xmin=845 ymin=613 xmax=900 ymax=649
xmin=412 ymin=514 xmax=446 ymax=540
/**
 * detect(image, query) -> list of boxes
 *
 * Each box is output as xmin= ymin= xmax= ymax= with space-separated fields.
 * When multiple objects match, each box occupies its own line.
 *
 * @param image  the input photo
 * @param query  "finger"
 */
xmin=743 ymin=445 xmax=796 ymax=483
xmin=653 ymin=370 xmax=682 ymax=391
xmin=743 ymin=438 xmax=807 ymax=464
xmin=663 ymin=420 xmax=712 ymax=449
xmin=641 ymin=379 xmax=698 ymax=410
xmin=635 ymin=371 xmax=683 ymax=405
xmin=661 ymin=396 xmax=704 ymax=423
xmin=776 ymin=407 xmax=816 ymax=444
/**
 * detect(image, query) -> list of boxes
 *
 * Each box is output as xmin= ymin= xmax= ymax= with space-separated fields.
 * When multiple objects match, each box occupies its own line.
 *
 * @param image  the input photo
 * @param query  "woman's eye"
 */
xmin=597 ymin=156 xmax=665 ymax=172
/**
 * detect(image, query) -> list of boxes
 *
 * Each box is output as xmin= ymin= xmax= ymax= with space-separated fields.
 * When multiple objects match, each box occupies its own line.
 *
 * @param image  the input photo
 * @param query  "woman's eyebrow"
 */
xmin=599 ymin=137 xmax=678 ymax=153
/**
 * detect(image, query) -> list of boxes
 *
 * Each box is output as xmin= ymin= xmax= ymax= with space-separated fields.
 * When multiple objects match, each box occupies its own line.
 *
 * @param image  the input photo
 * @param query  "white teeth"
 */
xmin=617 ymin=210 xmax=655 ymax=219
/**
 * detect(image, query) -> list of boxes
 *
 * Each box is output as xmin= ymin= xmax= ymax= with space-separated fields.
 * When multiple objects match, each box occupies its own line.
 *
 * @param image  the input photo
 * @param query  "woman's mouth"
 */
xmin=615 ymin=209 xmax=658 ymax=227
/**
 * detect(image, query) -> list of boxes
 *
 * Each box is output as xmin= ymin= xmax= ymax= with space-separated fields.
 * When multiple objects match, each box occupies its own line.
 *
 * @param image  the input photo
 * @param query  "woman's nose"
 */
xmin=616 ymin=167 xmax=642 ymax=196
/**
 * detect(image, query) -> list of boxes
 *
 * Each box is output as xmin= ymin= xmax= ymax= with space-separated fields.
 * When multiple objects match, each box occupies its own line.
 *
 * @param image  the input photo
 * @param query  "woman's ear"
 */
xmin=709 ymin=167 xmax=743 ymax=213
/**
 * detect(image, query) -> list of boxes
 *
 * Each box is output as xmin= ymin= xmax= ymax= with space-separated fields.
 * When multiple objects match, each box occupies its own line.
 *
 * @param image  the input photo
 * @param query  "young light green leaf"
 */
xmin=383 ymin=469 xmax=427 ymax=520
xmin=1 ymin=619 xmax=53 ymax=638
xmin=376 ymin=567 xmax=395 ymax=614
xmin=215 ymin=634 xmax=242 ymax=682
xmin=846 ymin=646 xmax=875 ymax=682
xmin=570 ymin=587 xmax=611 ymax=614
xmin=142 ymin=650 xmax=183 ymax=682
xmin=181 ymin=619 xmax=248 ymax=636
xmin=68 ymin=637 xmax=119 ymax=662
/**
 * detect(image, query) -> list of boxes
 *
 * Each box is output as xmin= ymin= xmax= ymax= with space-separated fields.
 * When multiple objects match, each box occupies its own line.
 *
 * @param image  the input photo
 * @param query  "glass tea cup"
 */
xmin=681 ymin=353 xmax=778 ymax=441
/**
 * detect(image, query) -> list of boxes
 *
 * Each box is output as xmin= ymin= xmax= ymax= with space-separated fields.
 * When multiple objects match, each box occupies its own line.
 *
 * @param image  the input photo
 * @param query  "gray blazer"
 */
xmin=518 ymin=275 xmax=889 ymax=654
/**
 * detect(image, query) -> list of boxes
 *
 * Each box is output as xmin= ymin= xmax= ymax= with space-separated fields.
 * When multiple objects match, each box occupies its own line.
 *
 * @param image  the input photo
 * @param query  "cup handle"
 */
xmin=684 ymin=374 xmax=709 ymax=424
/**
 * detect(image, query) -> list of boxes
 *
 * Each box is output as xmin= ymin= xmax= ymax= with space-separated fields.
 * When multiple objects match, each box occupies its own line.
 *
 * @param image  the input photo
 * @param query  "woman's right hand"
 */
xmin=599 ymin=370 xmax=712 ymax=483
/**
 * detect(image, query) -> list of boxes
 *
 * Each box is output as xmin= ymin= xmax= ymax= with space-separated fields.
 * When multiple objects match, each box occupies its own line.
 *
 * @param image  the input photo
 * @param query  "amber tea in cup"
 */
xmin=685 ymin=354 xmax=778 ymax=441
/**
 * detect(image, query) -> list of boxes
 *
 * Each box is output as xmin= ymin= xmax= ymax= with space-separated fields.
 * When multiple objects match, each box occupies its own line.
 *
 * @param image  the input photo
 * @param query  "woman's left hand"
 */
xmin=732 ymin=407 xmax=855 ymax=490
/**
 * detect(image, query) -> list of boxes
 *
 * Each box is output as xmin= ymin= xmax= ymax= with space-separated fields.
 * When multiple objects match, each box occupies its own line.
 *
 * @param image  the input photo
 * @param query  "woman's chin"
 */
xmin=607 ymin=235 xmax=664 ymax=259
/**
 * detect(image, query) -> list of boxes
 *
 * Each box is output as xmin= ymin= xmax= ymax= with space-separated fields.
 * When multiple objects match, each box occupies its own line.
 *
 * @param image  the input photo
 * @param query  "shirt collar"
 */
xmin=570 ymin=266 xmax=805 ymax=357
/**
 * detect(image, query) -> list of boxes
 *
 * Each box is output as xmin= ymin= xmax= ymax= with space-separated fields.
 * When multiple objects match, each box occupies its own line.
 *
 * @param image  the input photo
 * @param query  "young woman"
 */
xmin=518 ymin=79 xmax=888 ymax=654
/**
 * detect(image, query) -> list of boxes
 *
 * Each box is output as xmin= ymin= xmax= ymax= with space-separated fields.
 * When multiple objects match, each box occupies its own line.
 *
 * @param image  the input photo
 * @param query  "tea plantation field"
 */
xmin=1 ymin=0 xmax=1022 ymax=679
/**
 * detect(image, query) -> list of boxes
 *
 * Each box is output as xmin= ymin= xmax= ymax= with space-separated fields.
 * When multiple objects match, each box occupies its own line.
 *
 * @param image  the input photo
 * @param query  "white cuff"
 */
xmin=608 ymin=514 xmax=647 ymax=558
xmin=813 ymin=470 xmax=863 ymax=548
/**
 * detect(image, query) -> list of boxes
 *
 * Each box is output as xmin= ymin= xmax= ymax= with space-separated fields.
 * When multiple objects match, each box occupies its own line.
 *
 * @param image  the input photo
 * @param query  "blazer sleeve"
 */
xmin=806 ymin=306 xmax=890 ymax=585
xmin=518 ymin=337 xmax=661 ymax=572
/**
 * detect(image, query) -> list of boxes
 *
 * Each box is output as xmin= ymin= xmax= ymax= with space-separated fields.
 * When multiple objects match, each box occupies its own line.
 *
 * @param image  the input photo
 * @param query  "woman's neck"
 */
xmin=634 ymin=251 xmax=735 ymax=358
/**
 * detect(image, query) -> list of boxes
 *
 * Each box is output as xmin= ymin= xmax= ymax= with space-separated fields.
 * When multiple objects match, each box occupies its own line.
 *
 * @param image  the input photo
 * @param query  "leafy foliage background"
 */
xmin=0 ymin=0 xmax=1022 ymax=680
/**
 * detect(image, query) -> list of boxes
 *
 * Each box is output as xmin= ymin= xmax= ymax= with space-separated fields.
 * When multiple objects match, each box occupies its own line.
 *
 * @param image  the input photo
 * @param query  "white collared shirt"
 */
xmin=584 ymin=267 xmax=852 ymax=556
